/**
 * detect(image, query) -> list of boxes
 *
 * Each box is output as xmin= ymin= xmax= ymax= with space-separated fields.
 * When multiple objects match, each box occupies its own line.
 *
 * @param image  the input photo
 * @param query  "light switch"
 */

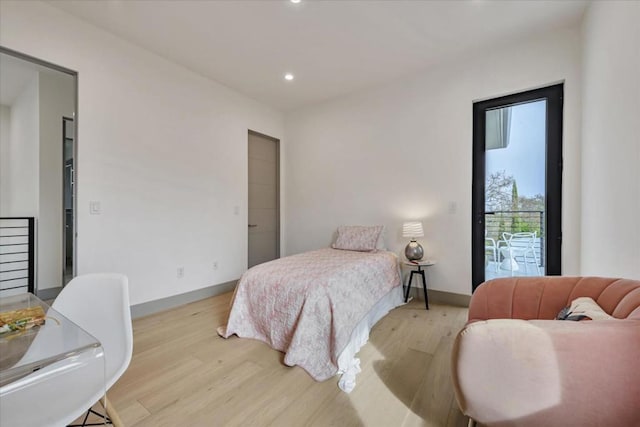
xmin=234 ymin=206 xmax=240 ymax=215
xmin=448 ymin=201 xmax=457 ymax=214
xmin=90 ymin=201 xmax=101 ymax=215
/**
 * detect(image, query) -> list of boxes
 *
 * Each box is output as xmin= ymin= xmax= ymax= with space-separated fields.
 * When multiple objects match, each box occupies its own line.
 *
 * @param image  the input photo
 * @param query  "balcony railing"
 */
xmin=0 ymin=217 xmax=35 ymax=296
xmin=485 ymin=210 xmax=544 ymax=267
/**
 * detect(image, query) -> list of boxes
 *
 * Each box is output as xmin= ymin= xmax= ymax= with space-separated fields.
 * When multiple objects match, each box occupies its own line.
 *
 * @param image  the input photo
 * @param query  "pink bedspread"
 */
xmin=219 ymin=248 xmax=401 ymax=381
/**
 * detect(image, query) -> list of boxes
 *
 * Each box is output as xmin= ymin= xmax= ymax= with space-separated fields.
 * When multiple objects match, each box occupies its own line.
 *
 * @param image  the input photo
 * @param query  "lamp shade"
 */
xmin=402 ymin=221 xmax=424 ymax=238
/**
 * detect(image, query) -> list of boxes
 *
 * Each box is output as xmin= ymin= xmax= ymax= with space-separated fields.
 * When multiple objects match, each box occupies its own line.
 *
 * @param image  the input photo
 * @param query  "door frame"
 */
xmin=247 ymin=130 xmax=281 ymax=265
xmin=1 ymin=45 xmax=79 ymax=293
xmin=472 ymin=84 xmax=563 ymax=291
xmin=62 ymin=116 xmax=75 ymax=286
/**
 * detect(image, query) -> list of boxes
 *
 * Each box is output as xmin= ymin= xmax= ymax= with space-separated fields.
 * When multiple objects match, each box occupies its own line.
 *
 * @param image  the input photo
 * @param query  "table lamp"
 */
xmin=403 ymin=221 xmax=424 ymax=261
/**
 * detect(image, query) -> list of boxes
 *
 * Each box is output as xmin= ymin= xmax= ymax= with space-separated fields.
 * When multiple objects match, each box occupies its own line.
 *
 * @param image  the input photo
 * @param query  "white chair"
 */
xmin=499 ymin=232 xmax=542 ymax=276
xmin=0 ymin=274 xmax=132 ymax=427
xmin=53 ymin=273 xmax=133 ymax=426
xmin=484 ymin=233 xmax=498 ymax=273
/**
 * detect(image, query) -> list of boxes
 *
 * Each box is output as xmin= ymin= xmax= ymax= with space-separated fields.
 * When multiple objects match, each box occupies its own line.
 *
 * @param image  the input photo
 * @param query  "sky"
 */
xmin=486 ymin=100 xmax=546 ymax=198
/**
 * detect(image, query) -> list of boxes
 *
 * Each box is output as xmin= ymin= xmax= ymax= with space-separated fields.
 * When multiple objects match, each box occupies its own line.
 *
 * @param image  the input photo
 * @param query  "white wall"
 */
xmin=0 ymin=104 xmax=11 ymax=210
xmin=37 ymin=70 xmax=74 ymax=290
xmin=0 ymin=1 xmax=284 ymax=305
xmin=3 ymin=75 xmax=39 ymax=218
xmin=580 ymin=2 xmax=640 ymax=279
xmin=285 ymin=28 xmax=582 ymax=296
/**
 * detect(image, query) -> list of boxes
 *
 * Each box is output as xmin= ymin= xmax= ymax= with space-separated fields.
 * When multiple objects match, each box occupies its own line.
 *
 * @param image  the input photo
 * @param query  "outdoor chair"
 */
xmin=499 ymin=232 xmax=541 ymax=276
xmin=485 ymin=232 xmax=499 ymax=273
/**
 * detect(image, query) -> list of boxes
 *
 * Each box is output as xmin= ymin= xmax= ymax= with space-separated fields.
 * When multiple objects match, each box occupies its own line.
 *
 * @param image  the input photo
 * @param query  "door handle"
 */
xmin=248 ymin=224 xmax=258 ymax=228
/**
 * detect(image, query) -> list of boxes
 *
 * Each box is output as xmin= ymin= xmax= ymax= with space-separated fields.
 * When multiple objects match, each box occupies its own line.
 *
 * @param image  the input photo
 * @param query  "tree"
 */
xmin=485 ymin=170 xmax=514 ymax=212
xmin=510 ymin=181 xmax=523 ymax=231
xmin=519 ymin=193 xmax=545 ymax=236
xmin=485 ymin=170 xmax=515 ymax=240
xmin=519 ymin=194 xmax=544 ymax=211
xmin=485 ymin=171 xmax=545 ymax=237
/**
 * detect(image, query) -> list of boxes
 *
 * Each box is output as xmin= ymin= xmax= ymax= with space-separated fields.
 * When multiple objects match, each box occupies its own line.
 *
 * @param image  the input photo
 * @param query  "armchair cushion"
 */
xmin=453 ymin=276 xmax=640 ymax=427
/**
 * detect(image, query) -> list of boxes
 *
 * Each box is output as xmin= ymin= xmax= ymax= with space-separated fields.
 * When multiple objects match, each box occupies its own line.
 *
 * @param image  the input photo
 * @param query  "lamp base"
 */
xmin=405 ymin=240 xmax=424 ymax=261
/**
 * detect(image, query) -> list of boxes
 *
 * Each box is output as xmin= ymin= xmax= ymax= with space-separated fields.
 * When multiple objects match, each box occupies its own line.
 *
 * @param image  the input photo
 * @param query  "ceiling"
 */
xmin=50 ymin=0 xmax=588 ymax=111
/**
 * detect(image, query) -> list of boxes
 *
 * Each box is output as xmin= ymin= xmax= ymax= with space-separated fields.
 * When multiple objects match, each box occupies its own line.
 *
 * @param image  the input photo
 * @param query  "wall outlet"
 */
xmin=89 ymin=201 xmax=101 ymax=215
xmin=213 ymin=261 xmax=218 ymax=270
xmin=177 ymin=267 xmax=184 ymax=278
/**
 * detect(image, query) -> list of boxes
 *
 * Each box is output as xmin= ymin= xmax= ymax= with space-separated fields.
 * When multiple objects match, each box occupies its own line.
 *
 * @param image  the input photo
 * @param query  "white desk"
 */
xmin=0 ymin=293 xmax=105 ymax=426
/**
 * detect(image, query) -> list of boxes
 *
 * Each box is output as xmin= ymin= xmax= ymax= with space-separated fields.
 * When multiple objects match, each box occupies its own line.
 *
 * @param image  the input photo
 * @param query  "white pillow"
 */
xmin=332 ymin=225 xmax=384 ymax=252
xmin=566 ymin=297 xmax=614 ymax=320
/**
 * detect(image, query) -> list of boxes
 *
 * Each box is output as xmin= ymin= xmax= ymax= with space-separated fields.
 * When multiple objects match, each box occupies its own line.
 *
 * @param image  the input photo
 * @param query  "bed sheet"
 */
xmin=219 ymin=248 xmax=402 ymax=382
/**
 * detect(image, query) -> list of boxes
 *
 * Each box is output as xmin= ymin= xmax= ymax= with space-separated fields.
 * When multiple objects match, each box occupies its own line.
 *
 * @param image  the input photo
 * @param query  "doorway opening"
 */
xmin=472 ymin=84 xmax=563 ymax=291
xmin=0 ymin=46 xmax=77 ymax=297
xmin=63 ymin=117 xmax=74 ymax=286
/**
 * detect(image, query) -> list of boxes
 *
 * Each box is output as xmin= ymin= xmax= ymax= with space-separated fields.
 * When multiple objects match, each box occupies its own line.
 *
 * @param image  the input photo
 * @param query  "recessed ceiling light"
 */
xmin=290 ymin=0 xmax=301 ymax=3
xmin=284 ymin=73 xmax=294 ymax=81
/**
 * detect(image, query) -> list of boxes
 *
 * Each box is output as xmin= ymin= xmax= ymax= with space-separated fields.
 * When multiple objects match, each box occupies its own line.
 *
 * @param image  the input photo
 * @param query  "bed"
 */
xmin=218 ymin=229 xmax=403 ymax=392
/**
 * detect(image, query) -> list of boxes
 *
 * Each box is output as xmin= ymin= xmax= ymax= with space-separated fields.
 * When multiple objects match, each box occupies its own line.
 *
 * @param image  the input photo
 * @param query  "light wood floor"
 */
xmin=88 ymin=292 xmax=470 ymax=427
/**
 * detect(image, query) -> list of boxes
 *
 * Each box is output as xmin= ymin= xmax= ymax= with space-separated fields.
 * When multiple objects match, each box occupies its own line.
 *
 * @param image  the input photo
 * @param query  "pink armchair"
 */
xmin=451 ymin=277 xmax=640 ymax=427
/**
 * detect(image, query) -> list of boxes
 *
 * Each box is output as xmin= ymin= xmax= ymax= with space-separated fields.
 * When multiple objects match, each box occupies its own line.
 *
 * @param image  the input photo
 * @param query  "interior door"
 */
xmin=248 ymin=131 xmax=280 ymax=268
xmin=472 ymin=84 xmax=563 ymax=291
